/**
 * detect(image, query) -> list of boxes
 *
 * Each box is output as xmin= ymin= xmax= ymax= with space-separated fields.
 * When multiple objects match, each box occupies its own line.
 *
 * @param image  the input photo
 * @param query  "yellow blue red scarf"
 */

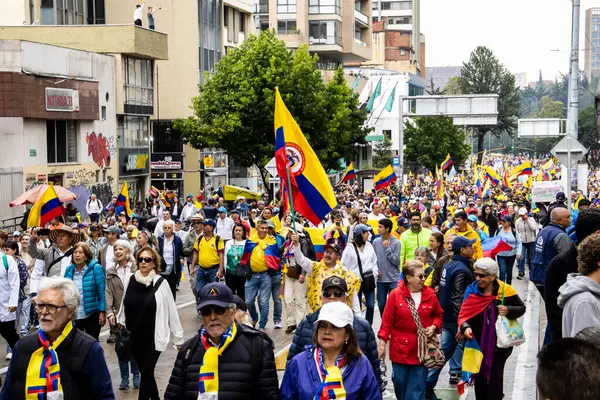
xmin=314 ymin=346 xmax=346 ymax=399
xmin=25 ymin=321 xmax=74 ymax=400
xmin=198 ymin=322 xmax=238 ymax=399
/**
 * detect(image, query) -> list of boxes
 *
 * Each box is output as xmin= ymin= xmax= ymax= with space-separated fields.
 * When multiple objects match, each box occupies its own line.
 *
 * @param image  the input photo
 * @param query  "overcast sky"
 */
xmin=421 ymin=0 xmax=600 ymax=83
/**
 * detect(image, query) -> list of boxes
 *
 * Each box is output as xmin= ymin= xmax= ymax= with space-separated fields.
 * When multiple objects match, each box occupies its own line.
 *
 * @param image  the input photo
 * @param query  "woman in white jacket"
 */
xmin=341 ymin=224 xmax=378 ymax=325
xmin=0 ymin=246 xmax=20 ymax=353
xmin=117 ymin=245 xmax=183 ymax=400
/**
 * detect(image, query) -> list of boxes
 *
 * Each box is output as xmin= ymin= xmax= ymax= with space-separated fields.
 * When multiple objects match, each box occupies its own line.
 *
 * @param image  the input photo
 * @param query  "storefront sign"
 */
xmin=45 ymin=88 xmax=80 ymax=112
xmin=150 ymin=153 xmax=183 ymax=170
xmin=532 ymin=181 xmax=564 ymax=203
xmin=119 ymin=148 xmax=150 ymax=176
xmin=204 ymin=156 xmax=214 ymax=168
xmin=126 ymin=154 xmax=149 ymax=171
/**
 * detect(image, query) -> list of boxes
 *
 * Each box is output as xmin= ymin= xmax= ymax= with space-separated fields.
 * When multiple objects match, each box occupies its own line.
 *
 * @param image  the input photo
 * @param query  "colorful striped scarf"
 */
xmin=198 ymin=322 xmax=238 ymax=399
xmin=313 ymin=346 xmax=346 ymax=399
xmin=25 ymin=321 xmax=74 ymax=400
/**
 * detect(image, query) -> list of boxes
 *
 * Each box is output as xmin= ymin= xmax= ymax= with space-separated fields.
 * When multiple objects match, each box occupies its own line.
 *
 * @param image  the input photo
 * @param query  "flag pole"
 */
xmin=285 ymin=166 xmax=297 ymax=233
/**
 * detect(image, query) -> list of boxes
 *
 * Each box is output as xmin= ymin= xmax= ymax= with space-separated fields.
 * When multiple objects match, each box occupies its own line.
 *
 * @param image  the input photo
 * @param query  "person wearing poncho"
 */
xmin=457 ymin=258 xmax=526 ymax=400
xmin=0 ymin=277 xmax=114 ymax=400
xmin=164 ymin=282 xmax=279 ymax=400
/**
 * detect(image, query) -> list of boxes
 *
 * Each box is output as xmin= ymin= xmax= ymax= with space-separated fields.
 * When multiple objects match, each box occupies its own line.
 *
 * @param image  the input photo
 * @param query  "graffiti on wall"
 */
xmin=68 ymin=179 xmax=114 ymax=219
xmin=86 ymin=132 xmax=116 ymax=168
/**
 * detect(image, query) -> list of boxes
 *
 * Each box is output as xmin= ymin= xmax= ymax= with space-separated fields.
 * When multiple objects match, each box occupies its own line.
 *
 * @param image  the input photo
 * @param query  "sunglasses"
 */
xmin=193 ymin=221 xmax=204 ymax=225
xmin=322 ymin=290 xmax=345 ymax=298
xmin=473 ymin=272 xmax=489 ymax=279
xmin=200 ymin=306 xmax=227 ymax=316
xmin=409 ymin=274 xmax=425 ymax=280
xmin=137 ymin=256 xmax=154 ymax=264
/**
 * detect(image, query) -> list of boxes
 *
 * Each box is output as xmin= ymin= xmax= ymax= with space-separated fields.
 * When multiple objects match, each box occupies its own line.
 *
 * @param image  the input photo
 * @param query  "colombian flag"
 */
xmin=374 ymin=165 xmax=397 ymax=190
xmin=115 ymin=181 xmax=133 ymax=218
xmin=485 ymin=166 xmax=501 ymax=186
xmin=337 ymin=162 xmax=356 ymax=185
xmin=457 ymin=339 xmax=484 ymax=394
xmin=481 ymin=236 xmax=513 ymax=258
xmin=274 ymin=88 xmax=336 ymax=227
xmin=441 ymin=154 xmax=453 ymax=171
xmin=240 ymin=235 xmax=281 ymax=271
xmin=510 ymin=161 xmax=533 ymax=178
xmin=27 ymin=184 xmax=66 ymax=228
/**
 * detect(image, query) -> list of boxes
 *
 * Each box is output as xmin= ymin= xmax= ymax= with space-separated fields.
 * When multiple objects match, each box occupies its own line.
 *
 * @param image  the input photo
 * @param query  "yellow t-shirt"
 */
xmin=249 ymin=234 xmax=277 ymax=273
xmin=306 ymin=261 xmax=361 ymax=313
xmin=194 ymin=235 xmax=224 ymax=269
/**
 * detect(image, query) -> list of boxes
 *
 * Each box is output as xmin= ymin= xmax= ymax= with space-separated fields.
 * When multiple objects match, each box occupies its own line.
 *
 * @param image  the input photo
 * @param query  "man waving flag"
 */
xmin=274 ymin=88 xmax=336 ymax=226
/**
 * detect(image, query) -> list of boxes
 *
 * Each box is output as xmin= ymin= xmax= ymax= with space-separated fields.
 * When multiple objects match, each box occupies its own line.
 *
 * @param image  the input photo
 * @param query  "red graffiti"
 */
xmin=86 ymin=132 xmax=111 ymax=168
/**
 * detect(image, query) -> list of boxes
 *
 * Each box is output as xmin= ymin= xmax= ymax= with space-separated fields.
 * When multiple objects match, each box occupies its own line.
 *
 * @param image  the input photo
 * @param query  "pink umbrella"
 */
xmin=10 ymin=185 xmax=77 ymax=207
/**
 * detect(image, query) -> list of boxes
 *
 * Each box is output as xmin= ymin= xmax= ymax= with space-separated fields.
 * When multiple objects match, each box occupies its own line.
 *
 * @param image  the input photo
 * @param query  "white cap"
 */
xmin=314 ymin=302 xmax=354 ymax=328
xmin=518 ymin=207 xmax=527 ymax=216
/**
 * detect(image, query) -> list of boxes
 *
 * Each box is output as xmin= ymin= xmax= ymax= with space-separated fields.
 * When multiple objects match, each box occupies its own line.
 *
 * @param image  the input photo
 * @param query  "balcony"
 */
xmin=309 ymin=35 xmax=342 ymax=46
xmin=355 ymin=9 xmax=369 ymax=27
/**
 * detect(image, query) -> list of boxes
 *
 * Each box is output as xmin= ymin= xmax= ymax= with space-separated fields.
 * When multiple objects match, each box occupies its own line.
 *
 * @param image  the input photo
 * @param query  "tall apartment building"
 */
xmin=584 ymin=8 xmax=600 ymax=81
xmin=256 ymin=0 xmax=372 ymax=68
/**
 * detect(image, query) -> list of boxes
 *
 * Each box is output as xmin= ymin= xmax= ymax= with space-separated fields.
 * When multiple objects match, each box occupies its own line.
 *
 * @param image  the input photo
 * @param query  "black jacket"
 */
xmin=164 ymin=322 xmax=279 ymax=400
xmin=286 ymin=308 xmax=383 ymax=389
xmin=544 ymin=244 xmax=578 ymax=341
xmin=460 ymin=280 xmax=526 ymax=358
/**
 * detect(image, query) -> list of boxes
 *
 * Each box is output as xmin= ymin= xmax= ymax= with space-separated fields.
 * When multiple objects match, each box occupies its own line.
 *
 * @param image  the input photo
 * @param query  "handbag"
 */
xmin=353 ymin=244 xmax=376 ymax=292
xmin=495 ymin=283 xmax=526 ymax=348
xmin=115 ymin=276 xmax=165 ymax=361
xmin=405 ymin=295 xmax=446 ymax=369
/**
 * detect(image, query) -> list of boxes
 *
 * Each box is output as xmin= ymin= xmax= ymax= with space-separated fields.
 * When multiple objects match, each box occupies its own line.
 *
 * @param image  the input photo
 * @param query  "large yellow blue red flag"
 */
xmin=274 ymin=88 xmax=336 ymax=226
xmin=27 ymin=185 xmax=65 ymax=228
xmin=374 ymin=165 xmax=397 ymax=190
xmin=485 ymin=166 xmax=501 ymax=186
xmin=510 ymin=161 xmax=532 ymax=178
xmin=115 ymin=181 xmax=133 ymax=217
xmin=337 ymin=162 xmax=356 ymax=185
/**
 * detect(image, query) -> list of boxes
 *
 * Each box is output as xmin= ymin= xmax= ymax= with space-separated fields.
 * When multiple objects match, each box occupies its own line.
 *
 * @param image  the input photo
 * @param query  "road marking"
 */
xmin=0 ymin=299 xmax=198 ymax=375
xmin=511 ymin=280 xmax=540 ymax=400
xmin=275 ymin=343 xmax=291 ymax=370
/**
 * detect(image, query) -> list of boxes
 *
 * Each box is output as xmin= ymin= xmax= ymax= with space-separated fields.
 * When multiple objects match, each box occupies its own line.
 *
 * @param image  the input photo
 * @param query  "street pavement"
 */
xmin=0 ymin=271 xmax=541 ymax=400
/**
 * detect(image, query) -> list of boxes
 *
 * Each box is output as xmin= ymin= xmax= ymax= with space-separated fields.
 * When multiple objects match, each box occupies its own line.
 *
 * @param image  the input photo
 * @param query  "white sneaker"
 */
xmin=5 ymin=353 xmax=11 ymax=361
xmin=274 ymin=321 xmax=283 ymax=329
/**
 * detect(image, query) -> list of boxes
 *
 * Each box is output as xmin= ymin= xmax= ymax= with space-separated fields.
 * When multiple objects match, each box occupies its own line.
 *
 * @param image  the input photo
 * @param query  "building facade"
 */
xmin=585 ymin=7 xmax=600 ymax=81
xmin=257 ymin=0 xmax=373 ymax=68
xmin=425 ymin=65 xmax=461 ymax=91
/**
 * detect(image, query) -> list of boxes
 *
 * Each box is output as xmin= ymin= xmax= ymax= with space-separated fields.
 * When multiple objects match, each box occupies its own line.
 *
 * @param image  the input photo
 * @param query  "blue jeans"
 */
xmin=426 ymin=323 xmax=460 ymax=390
xmin=359 ymin=287 xmax=375 ymax=325
xmin=497 ymin=255 xmax=516 ymax=284
xmin=119 ymin=358 xmax=140 ymax=382
xmin=518 ymin=242 xmax=535 ymax=274
xmin=195 ymin=267 xmax=218 ymax=306
xmin=377 ymin=281 xmax=398 ymax=317
xmin=392 ymin=363 xmax=427 ymax=400
xmin=270 ymin=272 xmax=282 ymax=324
xmin=245 ymin=272 xmax=271 ymax=329
xmin=449 ymin=341 xmax=463 ymax=375
xmin=20 ymin=295 xmax=31 ymax=336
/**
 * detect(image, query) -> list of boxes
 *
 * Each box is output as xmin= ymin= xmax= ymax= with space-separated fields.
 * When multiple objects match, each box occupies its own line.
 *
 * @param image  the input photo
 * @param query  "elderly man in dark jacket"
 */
xmin=286 ymin=276 xmax=383 ymax=389
xmin=165 ymin=282 xmax=279 ymax=400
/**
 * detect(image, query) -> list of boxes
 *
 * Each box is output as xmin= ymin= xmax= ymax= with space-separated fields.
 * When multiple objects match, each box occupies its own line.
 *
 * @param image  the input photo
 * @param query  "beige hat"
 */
xmin=49 ymin=225 xmax=81 ymax=246
xmin=191 ymin=213 xmax=204 ymax=221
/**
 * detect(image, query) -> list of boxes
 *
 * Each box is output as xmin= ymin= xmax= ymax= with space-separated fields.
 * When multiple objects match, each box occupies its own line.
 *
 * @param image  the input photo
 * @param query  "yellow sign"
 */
xmin=204 ymin=156 xmax=214 ymax=168
xmin=223 ymin=185 xmax=262 ymax=201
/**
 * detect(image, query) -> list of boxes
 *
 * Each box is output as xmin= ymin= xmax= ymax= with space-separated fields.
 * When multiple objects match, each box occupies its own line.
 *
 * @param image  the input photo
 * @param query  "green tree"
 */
xmin=174 ymin=30 xmax=368 ymax=192
xmin=458 ymin=46 xmax=520 ymax=163
xmin=579 ymin=106 xmax=599 ymax=152
xmin=534 ymin=96 xmax=565 ymax=118
xmin=425 ymin=77 xmax=444 ymax=95
xmin=372 ymin=137 xmax=393 ymax=169
xmin=444 ymin=76 xmax=462 ymax=95
xmin=403 ymin=116 xmax=471 ymax=171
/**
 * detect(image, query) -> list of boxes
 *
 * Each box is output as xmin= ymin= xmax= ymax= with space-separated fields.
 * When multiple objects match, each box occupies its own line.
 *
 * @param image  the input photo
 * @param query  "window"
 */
xmin=260 ymin=21 xmax=269 ymax=31
xmin=118 ymin=116 xmax=149 ymax=148
xmin=86 ymin=0 xmax=105 ymax=24
xmin=309 ymin=20 xmax=341 ymax=45
xmin=54 ymin=0 xmax=85 ymax=25
xmin=224 ymin=6 xmax=229 ymax=26
xmin=278 ymin=0 xmax=296 ymax=13
xmin=41 ymin=0 xmax=54 ymax=24
xmin=258 ymin=0 xmax=269 ymax=13
xmin=29 ymin=0 xmax=35 ymax=23
xmin=278 ymin=20 xmax=297 ymax=34
xmin=309 ymin=0 xmax=341 ymax=15
xmin=355 ymin=29 xmax=361 ymax=40
xmin=198 ymin=0 xmax=222 ymax=84
xmin=239 ymin=12 xmax=244 ymax=32
xmin=395 ymin=16 xmax=411 ymax=24
xmin=123 ymin=57 xmax=154 ymax=114
xmin=47 ymin=120 xmax=77 ymax=163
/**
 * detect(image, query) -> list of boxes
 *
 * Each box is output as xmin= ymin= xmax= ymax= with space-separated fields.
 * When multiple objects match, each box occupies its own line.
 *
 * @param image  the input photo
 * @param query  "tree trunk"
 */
xmin=477 ymin=132 xmax=486 ymax=164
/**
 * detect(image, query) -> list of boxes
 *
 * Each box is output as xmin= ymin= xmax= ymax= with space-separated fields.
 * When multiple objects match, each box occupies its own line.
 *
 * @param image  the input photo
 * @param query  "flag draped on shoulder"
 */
xmin=337 ymin=163 xmax=356 ymax=185
xmin=27 ymin=185 xmax=66 ymax=228
xmin=274 ymin=88 xmax=336 ymax=226
xmin=240 ymin=233 xmax=281 ymax=271
xmin=374 ymin=165 xmax=397 ymax=190
xmin=115 ymin=181 xmax=133 ymax=217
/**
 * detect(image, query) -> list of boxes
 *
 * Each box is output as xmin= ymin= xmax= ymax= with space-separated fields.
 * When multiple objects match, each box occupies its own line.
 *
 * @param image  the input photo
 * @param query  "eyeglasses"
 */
xmin=193 ymin=221 xmax=204 ymax=225
xmin=35 ymin=303 xmax=68 ymax=314
xmin=137 ymin=256 xmax=154 ymax=264
xmin=322 ymin=290 xmax=345 ymax=298
xmin=199 ymin=306 xmax=227 ymax=316
xmin=409 ymin=274 xmax=425 ymax=280
xmin=473 ymin=272 xmax=489 ymax=279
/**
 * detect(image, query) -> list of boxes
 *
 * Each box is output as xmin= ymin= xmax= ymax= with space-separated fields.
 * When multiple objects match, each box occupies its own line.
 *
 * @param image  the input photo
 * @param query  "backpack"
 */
xmin=195 ymin=234 xmax=221 ymax=253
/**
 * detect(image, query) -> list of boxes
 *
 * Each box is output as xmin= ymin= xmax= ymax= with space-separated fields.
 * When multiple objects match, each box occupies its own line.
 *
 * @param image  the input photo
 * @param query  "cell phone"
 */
xmin=38 ymin=229 xmax=50 ymax=236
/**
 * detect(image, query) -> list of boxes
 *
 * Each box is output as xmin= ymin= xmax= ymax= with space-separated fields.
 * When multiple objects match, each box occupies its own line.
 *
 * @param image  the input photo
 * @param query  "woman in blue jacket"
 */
xmin=64 ymin=242 xmax=106 ymax=339
xmin=280 ymin=302 xmax=381 ymax=400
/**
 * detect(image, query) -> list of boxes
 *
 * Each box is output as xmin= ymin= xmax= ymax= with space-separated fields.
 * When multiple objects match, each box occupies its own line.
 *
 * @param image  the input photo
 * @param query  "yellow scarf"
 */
xmin=198 ymin=322 xmax=238 ymax=398
xmin=26 ymin=321 xmax=74 ymax=399
xmin=314 ymin=347 xmax=346 ymax=399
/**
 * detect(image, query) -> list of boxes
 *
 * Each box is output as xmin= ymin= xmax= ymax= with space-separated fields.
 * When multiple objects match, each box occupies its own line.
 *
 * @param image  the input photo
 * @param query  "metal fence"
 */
xmin=0 ymin=167 xmax=24 ymax=232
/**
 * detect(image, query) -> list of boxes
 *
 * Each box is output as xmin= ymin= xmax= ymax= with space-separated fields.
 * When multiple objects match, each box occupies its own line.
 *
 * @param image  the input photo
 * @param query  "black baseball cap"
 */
xmin=322 ymin=276 xmax=348 ymax=292
xmin=323 ymin=243 xmax=341 ymax=256
xmin=197 ymin=283 xmax=234 ymax=310
xmin=232 ymin=294 xmax=247 ymax=312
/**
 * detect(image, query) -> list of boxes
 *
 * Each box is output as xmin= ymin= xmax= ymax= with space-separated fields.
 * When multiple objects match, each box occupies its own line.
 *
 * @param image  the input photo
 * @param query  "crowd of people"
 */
xmin=0 ymin=153 xmax=599 ymax=399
